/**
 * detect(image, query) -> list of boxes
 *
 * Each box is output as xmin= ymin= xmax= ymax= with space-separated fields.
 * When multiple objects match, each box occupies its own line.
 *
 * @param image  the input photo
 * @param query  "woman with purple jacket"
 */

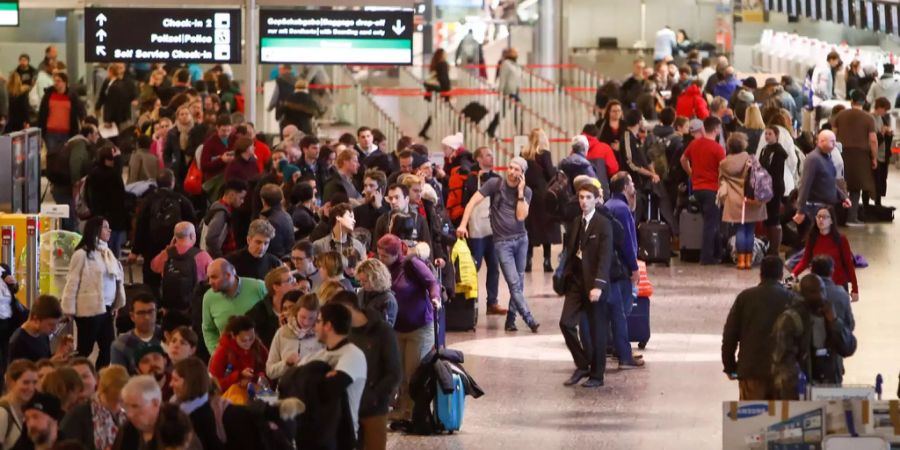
xmin=375 ymin=234 xmax=440 ymax=422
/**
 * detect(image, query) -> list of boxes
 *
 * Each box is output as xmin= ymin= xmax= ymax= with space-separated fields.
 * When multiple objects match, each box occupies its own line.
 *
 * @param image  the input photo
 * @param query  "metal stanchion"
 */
xmin=25 ymin=216 xmax=38 ymax=308
xmin=1 ymin=226 xmax=14 ymax=276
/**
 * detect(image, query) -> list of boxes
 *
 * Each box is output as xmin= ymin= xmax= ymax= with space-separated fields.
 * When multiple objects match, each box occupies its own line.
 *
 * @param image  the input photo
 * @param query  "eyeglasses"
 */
xmin=815 ymin=215 xmax=831 ymax=220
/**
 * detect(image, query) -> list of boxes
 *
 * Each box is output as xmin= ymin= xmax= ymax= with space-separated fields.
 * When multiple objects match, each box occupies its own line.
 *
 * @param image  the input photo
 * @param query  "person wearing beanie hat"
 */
xmin=457 ymin=152 xmax=541 ymax=333
xmin=22 ymin=392 xmax=66 ymax=450
xmin=135 ymin=343 xmax=170 ymax=395
xmin=375 ymin=233 xmax=440 ymax=423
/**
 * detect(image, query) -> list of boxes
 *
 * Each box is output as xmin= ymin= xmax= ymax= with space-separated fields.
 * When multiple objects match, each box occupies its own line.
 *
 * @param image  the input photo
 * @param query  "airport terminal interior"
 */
xmin=0 ymin=0 xmax=899 ymax=449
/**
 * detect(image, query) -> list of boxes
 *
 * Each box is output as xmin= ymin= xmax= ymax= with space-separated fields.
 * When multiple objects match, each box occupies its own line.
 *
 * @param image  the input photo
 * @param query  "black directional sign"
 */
xmin=259 ymin=9 xmax=414 ymax=65
xmin=84 ymin=7 xmax=242 ymax=64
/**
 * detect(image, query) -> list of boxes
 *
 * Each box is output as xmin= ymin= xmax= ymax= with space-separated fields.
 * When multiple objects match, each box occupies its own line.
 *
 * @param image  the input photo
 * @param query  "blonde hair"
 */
xmin=264 ymin=266 xmax=292 ymax=294
xmin=98 ymin=365 xmax=130 ymax=399
xmin=336 ymin=149 xmax=358 ymax=168
xmin=355 ymin=259 xmax=391 ymax=292
xmin=317 ymin=280 xmax=345 ymax=303
xmin=743 ymin=104 xmax=765 ymax=130
xmin=315 ymin=251 xmax=344 ymax=278
xmin=521 ymin=128 xmax=549 ymax=160
xmin=398 ymin=173 xmax=423 ymax=188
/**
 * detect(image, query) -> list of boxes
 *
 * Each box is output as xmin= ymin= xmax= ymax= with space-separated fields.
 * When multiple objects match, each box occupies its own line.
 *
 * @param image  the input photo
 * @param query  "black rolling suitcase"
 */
xmin=638 ymin=193 xmax=672 ymax=265
xmin=444 ymin=293 xmax=478 ymax=332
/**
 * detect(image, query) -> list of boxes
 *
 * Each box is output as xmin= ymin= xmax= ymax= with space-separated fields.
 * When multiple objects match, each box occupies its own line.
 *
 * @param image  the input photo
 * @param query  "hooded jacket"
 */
xmin=675 ymin=84 xmax=710 ymax=119
xmin=265 ymin=317 xmax=322 ymax=380
xmin=559 ymin=152 xmax=597 ymax=193
xmin=583 ymin=133 xmax=619 ymax=174
xmin=209 ymin=333 xmax=269 ymax=391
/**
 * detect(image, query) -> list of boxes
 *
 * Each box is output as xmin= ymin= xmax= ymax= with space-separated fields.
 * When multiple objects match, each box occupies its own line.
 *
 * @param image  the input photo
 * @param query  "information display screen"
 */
xmin=259 ymin=9 xmax=413 ymax=65
xmin=0 ymin=1 xmax=17 ymax=26
xmin=84 ymin=7 xmax=241 ymax=63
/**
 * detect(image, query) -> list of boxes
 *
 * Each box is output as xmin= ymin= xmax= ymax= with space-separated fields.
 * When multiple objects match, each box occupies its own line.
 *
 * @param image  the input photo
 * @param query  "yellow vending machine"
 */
xmin=0 ymin=214 xmax=54 ymax=307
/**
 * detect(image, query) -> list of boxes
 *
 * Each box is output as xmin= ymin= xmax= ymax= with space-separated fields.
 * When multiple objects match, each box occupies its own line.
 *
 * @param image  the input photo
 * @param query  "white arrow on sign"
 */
xmin=95 ymin=13 xmax=107 ymax=26
xmin=96 ymin=46 xmax=106 ymax=56
xmin=391 ymin=19 xmax=405 ymax=36
xmin=96 ymin=29 xmax=107 ymax=42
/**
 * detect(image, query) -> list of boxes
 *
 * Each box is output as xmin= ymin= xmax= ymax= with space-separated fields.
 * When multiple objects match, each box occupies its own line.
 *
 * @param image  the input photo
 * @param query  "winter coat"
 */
xmin=559 ymin=152 xmax=597 ymax=193
xmin=524 ymin=151 xmax=561 ymax=245
xmin=755 ymin=125 xmax=799 ymax=194
xmin=85 ymin=162 xmax=131 ymax=231
xmin=349 ymin=308 xmax=402 ymax=418
xmin=358 ymin=290 xmax=398 ymax=327
xmin=209 ymin=333 xmax=269 ymax=391
xmin=265 ymin=321 xmax=322 ymax=380
xmin=61 ymin=248 xmax=126 ymax=317
xmin=127 ymin=149 xmax=160 ymax=184
xmin=718 ymin=152 xmax=767 ymax=224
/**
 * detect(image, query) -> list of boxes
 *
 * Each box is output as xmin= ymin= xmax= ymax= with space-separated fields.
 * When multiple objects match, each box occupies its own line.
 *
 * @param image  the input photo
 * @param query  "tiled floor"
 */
xmin=388 ymin=174 xmax=900 ymax=450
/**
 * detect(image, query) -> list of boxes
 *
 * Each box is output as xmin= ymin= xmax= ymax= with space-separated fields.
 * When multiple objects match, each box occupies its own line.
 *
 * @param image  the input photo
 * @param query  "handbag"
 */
xmin=183 ymin=162 xmax=203 ymax=195
xmin=221 ymin=383 xmax=249 ymax=405
xmin=75 ymin=178 xmax=92 ymax=220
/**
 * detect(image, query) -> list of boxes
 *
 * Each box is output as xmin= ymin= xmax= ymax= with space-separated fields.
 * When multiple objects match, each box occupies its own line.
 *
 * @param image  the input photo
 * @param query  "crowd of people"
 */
xmin=0 ymin=36 xmax=891 ymax=449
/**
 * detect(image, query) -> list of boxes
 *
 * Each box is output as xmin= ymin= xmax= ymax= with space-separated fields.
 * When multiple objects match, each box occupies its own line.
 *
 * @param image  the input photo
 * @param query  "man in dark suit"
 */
xmin=560 ymin=181 xmax=614 ymax=388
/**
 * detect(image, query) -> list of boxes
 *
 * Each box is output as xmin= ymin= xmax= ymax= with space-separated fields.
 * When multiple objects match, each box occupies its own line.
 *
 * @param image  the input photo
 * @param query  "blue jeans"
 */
xmin=467 ymin=236 xmax=500 ymax=306
xmin=734 ymin=223 xmax=755 ymax=253
xmin=694 ymin=190 xmax=722 ymax=264
xmin=44 ymin=132 xmax=68 ymax=153
xmin=608 ymin=280 xmax=636 ymax=364
xmin=494 ymin=235 xmax=536 ymax=327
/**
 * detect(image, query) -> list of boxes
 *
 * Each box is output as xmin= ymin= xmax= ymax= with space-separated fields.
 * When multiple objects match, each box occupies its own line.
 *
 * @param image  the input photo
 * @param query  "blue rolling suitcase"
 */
xmin=434 ymin=372 xmax=465 ymax=432
xmin=432 ymin=318 xmax=465 ymax=433
xmin=628 ymin=296 xmax=651 ymax=349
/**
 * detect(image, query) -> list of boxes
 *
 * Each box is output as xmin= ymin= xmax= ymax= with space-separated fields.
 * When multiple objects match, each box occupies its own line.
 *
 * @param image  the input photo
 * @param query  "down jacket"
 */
xmin=61 ymin=249 xmax=126 ymax=317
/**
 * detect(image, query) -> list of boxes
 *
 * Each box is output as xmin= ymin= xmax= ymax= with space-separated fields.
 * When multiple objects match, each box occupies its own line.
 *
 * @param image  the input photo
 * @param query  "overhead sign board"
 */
xmin=0 ymin=1 xmax=18 ymax=26
xmin=259 ymin=9 xmax=413 ymax=65
xmin=84 ymin=7 xmax=241 ymax=64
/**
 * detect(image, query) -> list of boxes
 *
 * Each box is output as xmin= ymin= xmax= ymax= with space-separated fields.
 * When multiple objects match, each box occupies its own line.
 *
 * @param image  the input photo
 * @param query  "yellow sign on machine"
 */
xmin=0 ymin=213 xmax=55 ymax=306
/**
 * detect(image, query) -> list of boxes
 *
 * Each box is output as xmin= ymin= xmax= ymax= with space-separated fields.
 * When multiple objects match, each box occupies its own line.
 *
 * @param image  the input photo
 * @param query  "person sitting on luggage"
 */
xmin=721 ymin=256 xmax=795 ymax=400
xmin=150 ymin=221 xmax=213 ymax=314
xmin=770 ymin=274 xmax=856 ymax=399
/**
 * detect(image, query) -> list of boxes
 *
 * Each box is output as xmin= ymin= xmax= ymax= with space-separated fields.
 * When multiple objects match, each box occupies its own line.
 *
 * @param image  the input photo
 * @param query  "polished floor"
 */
xmin=388 ymin=173 xmax=900 ymax=450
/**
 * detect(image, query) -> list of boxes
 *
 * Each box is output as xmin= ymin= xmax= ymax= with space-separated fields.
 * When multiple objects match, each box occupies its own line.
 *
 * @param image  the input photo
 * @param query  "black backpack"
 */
xmin=149 ymin=193 xmax=183 ymax=245
xmin=45 ymin=143 xmax=74 ymax=185
xmin=160 ymin=246 xmax=200 ymax=312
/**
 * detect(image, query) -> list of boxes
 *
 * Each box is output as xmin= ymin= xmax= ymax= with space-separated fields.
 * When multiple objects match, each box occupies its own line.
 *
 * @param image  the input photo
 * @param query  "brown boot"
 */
xmin=742 ymin=253 xmax=753 ymax=270
xmin=486 ymin=304 xmax=508 ymax=315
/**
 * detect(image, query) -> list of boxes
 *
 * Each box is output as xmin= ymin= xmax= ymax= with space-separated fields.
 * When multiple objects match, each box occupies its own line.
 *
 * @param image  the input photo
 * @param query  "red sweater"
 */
xmin=792 ymin=234 xmax=858 ymax=293
xmin=584 ymin=133 xmax=619 ymax=175
xmin=209 ymin=333 xmax=269 ymax=391
xmin=200 ymin=135 xmax=230 ymax=180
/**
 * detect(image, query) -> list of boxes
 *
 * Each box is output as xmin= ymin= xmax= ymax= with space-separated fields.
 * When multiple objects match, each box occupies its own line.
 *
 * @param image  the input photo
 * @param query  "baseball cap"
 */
xmin=688 ymin=119 xmax=704 ymax=133
xmin=23 ymin=392 xmax=64 ymax=422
